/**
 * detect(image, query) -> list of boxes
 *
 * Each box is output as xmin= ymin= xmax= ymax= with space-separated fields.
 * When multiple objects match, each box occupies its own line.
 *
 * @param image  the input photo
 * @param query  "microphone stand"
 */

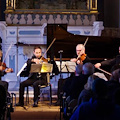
xmin=58 ymin=50 xmax=63 ymax=79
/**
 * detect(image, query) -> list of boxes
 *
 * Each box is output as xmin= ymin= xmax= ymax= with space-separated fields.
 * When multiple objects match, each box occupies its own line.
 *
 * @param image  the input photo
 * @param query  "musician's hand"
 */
xmin=94 ymin=63 xmax=101 ymax=68
xmin=5 ymin=68 xmax=13 ymax=73
xmin=32 ymin=58 xmax=40 ymax=64
xmin=70 ymin=58 xmax=77 ymax=62
xmin=0 ymin=66 xmax=3 ymax=71
xmin=70 ymin=58 xmax=82 ymax=64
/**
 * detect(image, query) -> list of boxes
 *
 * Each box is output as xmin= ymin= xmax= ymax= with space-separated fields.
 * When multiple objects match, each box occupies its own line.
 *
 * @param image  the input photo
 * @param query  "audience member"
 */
xmin=77 ymin=74 xmax=99 ymax=105
xmin=69 ymin=62 xmax=95 ymax=100
xmin=70 ymin=78 xmax=120 ymax=120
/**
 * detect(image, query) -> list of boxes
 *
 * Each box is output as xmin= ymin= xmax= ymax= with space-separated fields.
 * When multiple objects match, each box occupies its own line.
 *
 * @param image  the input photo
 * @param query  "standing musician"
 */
xmin=70 ymin=44 xmax=90 ymax=65
xmin=0 ymin=50 xmax=13 ymax=92
xmin=16 ymin=46 xmax=48 ymax=107
xmin=95 ymin=46 xmax=120 ymax=72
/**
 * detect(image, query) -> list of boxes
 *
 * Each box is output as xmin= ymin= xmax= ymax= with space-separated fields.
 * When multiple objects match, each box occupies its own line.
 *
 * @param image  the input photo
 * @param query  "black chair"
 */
xmin=26 ymin=73 xmax=52 ymax=105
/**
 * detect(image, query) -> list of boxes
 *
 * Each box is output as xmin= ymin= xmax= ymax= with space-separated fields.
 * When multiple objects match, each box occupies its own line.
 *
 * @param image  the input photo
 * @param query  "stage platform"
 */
xmin=10 ymin=98 xmax=63 ymax=120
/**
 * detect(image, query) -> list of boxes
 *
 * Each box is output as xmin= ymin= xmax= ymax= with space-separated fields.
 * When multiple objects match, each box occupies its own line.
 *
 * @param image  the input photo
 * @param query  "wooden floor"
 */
xmin=10 ymin=98 xmax=64 ymax=120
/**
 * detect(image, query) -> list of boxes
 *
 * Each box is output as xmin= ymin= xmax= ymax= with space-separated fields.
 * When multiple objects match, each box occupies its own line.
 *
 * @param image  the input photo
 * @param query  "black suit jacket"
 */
xmin=101 ymin=55 xmax=120 ymax=71
xmin=20 ymin=56 xmax=47 ymax=84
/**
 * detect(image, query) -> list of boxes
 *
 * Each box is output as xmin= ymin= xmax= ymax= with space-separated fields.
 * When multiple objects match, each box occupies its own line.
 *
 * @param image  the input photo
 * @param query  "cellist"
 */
xmin=16 ymin=46 xmax=48 ymax=107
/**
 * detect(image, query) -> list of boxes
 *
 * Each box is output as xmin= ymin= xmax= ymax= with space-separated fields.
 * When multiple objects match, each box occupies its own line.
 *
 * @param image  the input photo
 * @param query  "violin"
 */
xmin=0 ymin=62 xmax=6 ymax=70
xmin=76 ymin=53 xmax=87 ymax=64
xmin=40 ymin=57 xmax=48 ymax=63
xmin=0 ymin=61 xmax=13 ymax=72
xmin=78 ymin=53 xmax=87 ymax=62
xmin=32 ymin=57 xmax=48 ymax=64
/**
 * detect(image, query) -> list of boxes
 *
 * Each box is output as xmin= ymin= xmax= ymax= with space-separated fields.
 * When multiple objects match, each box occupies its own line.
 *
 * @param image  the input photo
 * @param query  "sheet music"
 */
xmin=41 ymin=63 xmax=53 ymax=73
xmin=30 ymin=63 xmax=53 ymax=73
xmin=55 ymin=61 xmax=76 ymax=73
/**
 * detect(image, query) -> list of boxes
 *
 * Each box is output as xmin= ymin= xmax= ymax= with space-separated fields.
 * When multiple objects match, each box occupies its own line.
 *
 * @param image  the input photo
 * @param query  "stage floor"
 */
xmin=11 ymin=98 xmax=63 ymax=120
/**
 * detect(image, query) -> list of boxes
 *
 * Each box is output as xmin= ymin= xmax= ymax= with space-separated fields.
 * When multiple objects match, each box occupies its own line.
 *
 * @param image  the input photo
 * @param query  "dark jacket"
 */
xmin=20 ymin=55 xmax=47 ymax=84
xmin=101 ymin=55 xmax=120 ymax=71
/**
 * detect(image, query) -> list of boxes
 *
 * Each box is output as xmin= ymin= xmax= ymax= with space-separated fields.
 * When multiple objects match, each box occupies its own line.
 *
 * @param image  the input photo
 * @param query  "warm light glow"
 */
xmin=41 ymin=63 xmax=53 ymax=73
xmin=90 ymin=0 xmax=97 ymax=10
xmin=6 ymin=0 xmax=15 ymax=10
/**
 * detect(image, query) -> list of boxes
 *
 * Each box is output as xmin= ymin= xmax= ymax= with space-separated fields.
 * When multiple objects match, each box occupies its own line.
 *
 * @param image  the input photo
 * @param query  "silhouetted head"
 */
xmin=92 ymin=78 xmax=107 ymax=99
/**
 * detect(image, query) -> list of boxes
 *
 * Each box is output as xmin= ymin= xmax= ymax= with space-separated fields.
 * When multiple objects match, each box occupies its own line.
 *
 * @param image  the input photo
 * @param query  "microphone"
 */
xmin=58 ymin=50 xmax=63 ymax=53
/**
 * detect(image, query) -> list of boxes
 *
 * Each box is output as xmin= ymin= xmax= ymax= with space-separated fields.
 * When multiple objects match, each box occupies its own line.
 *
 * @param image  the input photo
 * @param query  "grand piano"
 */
xmin=47 ymin=24 xmax=120 ymax=60
xmin=47 ymin=24 xmax=120 ymax=72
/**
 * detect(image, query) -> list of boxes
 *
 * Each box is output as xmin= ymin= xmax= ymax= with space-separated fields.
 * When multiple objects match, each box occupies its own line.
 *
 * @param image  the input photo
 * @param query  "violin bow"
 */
xmin=2 ymin=42 xmax=13 ymax=64
xmin=40 ymin=38 xmax=56 ymax=61
xmin=97 ymin=67 xmax=112 ymax=76
xmin=83 ymin=37 xmax=89 ymax=47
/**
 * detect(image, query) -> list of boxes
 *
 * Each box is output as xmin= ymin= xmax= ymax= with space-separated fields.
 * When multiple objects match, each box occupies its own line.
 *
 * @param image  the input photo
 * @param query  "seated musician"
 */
xmin=70 ymin=44 xmax=90 ymax=65
xmin=0 ymin=50 xmax=13 ymax=92
xmin=55 ymin=44 xmax=90 ymax=105
xmin=16 ymin=46 xmax=48 ymax=107
xmin=95 ymin=46 xmax=120 ymax=72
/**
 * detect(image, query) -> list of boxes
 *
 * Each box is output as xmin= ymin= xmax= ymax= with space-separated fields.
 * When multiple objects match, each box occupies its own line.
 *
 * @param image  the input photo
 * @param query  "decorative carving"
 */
xmin=5 ymin=13 xmax=97 ymax=26
xmin=19 ymin=14 xmax=26 ymax=24
xmin=76 ymin=15 xmax=82 ymax=25
xmin=48 ymin=15 xmax=54 ymax=24
xmin=34 ymin=14 xmax=41 ymax=24
xmin=83 ymin=15 xmax=89 ymax=26
xmin=69 ymin=15 xmax=75 ymax=25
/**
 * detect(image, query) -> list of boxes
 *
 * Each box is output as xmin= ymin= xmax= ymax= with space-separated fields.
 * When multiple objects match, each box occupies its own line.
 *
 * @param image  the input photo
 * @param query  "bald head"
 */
xmin=76 ymin=44 xmax=85 ymax=56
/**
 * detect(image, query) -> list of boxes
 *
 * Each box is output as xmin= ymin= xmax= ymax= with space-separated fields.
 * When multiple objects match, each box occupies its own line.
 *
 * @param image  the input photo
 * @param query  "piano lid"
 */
xmin=47 ymin=24 xmax=120 ymax=60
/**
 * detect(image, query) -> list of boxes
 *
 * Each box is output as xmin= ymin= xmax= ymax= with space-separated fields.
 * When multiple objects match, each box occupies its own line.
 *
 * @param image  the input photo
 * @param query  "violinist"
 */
xmin=70 ymin=44 xmax=90 ymax=65
xmin=0 ymin=50 xmax=13 ymax=92
xmin=16 ymin=46 xmax=48 ymax=107
xmin=55 ymin=44 xmax=90 ymax=106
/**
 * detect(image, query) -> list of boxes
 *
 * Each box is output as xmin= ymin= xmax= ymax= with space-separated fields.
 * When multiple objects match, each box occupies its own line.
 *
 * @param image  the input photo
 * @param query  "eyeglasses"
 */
xmin=76 ymin=50 xmax=81 ymax=52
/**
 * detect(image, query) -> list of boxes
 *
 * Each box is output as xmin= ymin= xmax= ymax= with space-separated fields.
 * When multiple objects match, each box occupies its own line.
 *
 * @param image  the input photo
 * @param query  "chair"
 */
xmin=26 ymin=73 xmax=52 ymax=105
xmin=38 ymin=73 xmax=52 ymax=105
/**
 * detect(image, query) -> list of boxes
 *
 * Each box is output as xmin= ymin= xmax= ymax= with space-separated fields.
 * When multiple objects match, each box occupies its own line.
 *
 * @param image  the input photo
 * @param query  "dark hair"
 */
xmin=75 ymin=64 xmax=83 ymax=75
xmin=92 ymin=78 xmax=107 ymax=98
xmin=34 ymin=46 xmax=41 ymax=51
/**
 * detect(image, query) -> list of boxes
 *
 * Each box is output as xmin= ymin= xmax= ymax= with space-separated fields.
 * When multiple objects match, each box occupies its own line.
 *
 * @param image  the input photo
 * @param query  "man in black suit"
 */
xmin=16 ymin=46 xmax=48 ymax=107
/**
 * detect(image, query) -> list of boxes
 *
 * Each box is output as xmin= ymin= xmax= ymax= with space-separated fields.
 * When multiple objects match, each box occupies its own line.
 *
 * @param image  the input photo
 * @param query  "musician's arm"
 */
xmin=95 ymin=58 xmax=115 ymax=68
xmin=101 ymin=58 xmax=115 ymax=66
xmin=20 ymin=59 xmax=32 ymax=77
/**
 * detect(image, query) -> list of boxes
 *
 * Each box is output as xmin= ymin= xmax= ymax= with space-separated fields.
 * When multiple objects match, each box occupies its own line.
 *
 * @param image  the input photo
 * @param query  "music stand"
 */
xmin=41 ymin=63 xmax=53 ymax=73
xmin=30 ymin=63 xmax=53 ymax=73
xmin=65 ymin=61 xmax=76 ymax=73
xmin=30 ymin=64 xmax=42 ymax=73
xmin=55 ymin=61 xmax=76 ymax=74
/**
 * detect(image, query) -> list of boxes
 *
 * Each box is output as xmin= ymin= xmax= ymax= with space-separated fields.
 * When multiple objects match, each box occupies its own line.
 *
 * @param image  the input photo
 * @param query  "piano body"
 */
xmin=47 ymin=24 xmax=120 ymax=61
xmin=47 ymin=24 xmax=120 ymax=72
